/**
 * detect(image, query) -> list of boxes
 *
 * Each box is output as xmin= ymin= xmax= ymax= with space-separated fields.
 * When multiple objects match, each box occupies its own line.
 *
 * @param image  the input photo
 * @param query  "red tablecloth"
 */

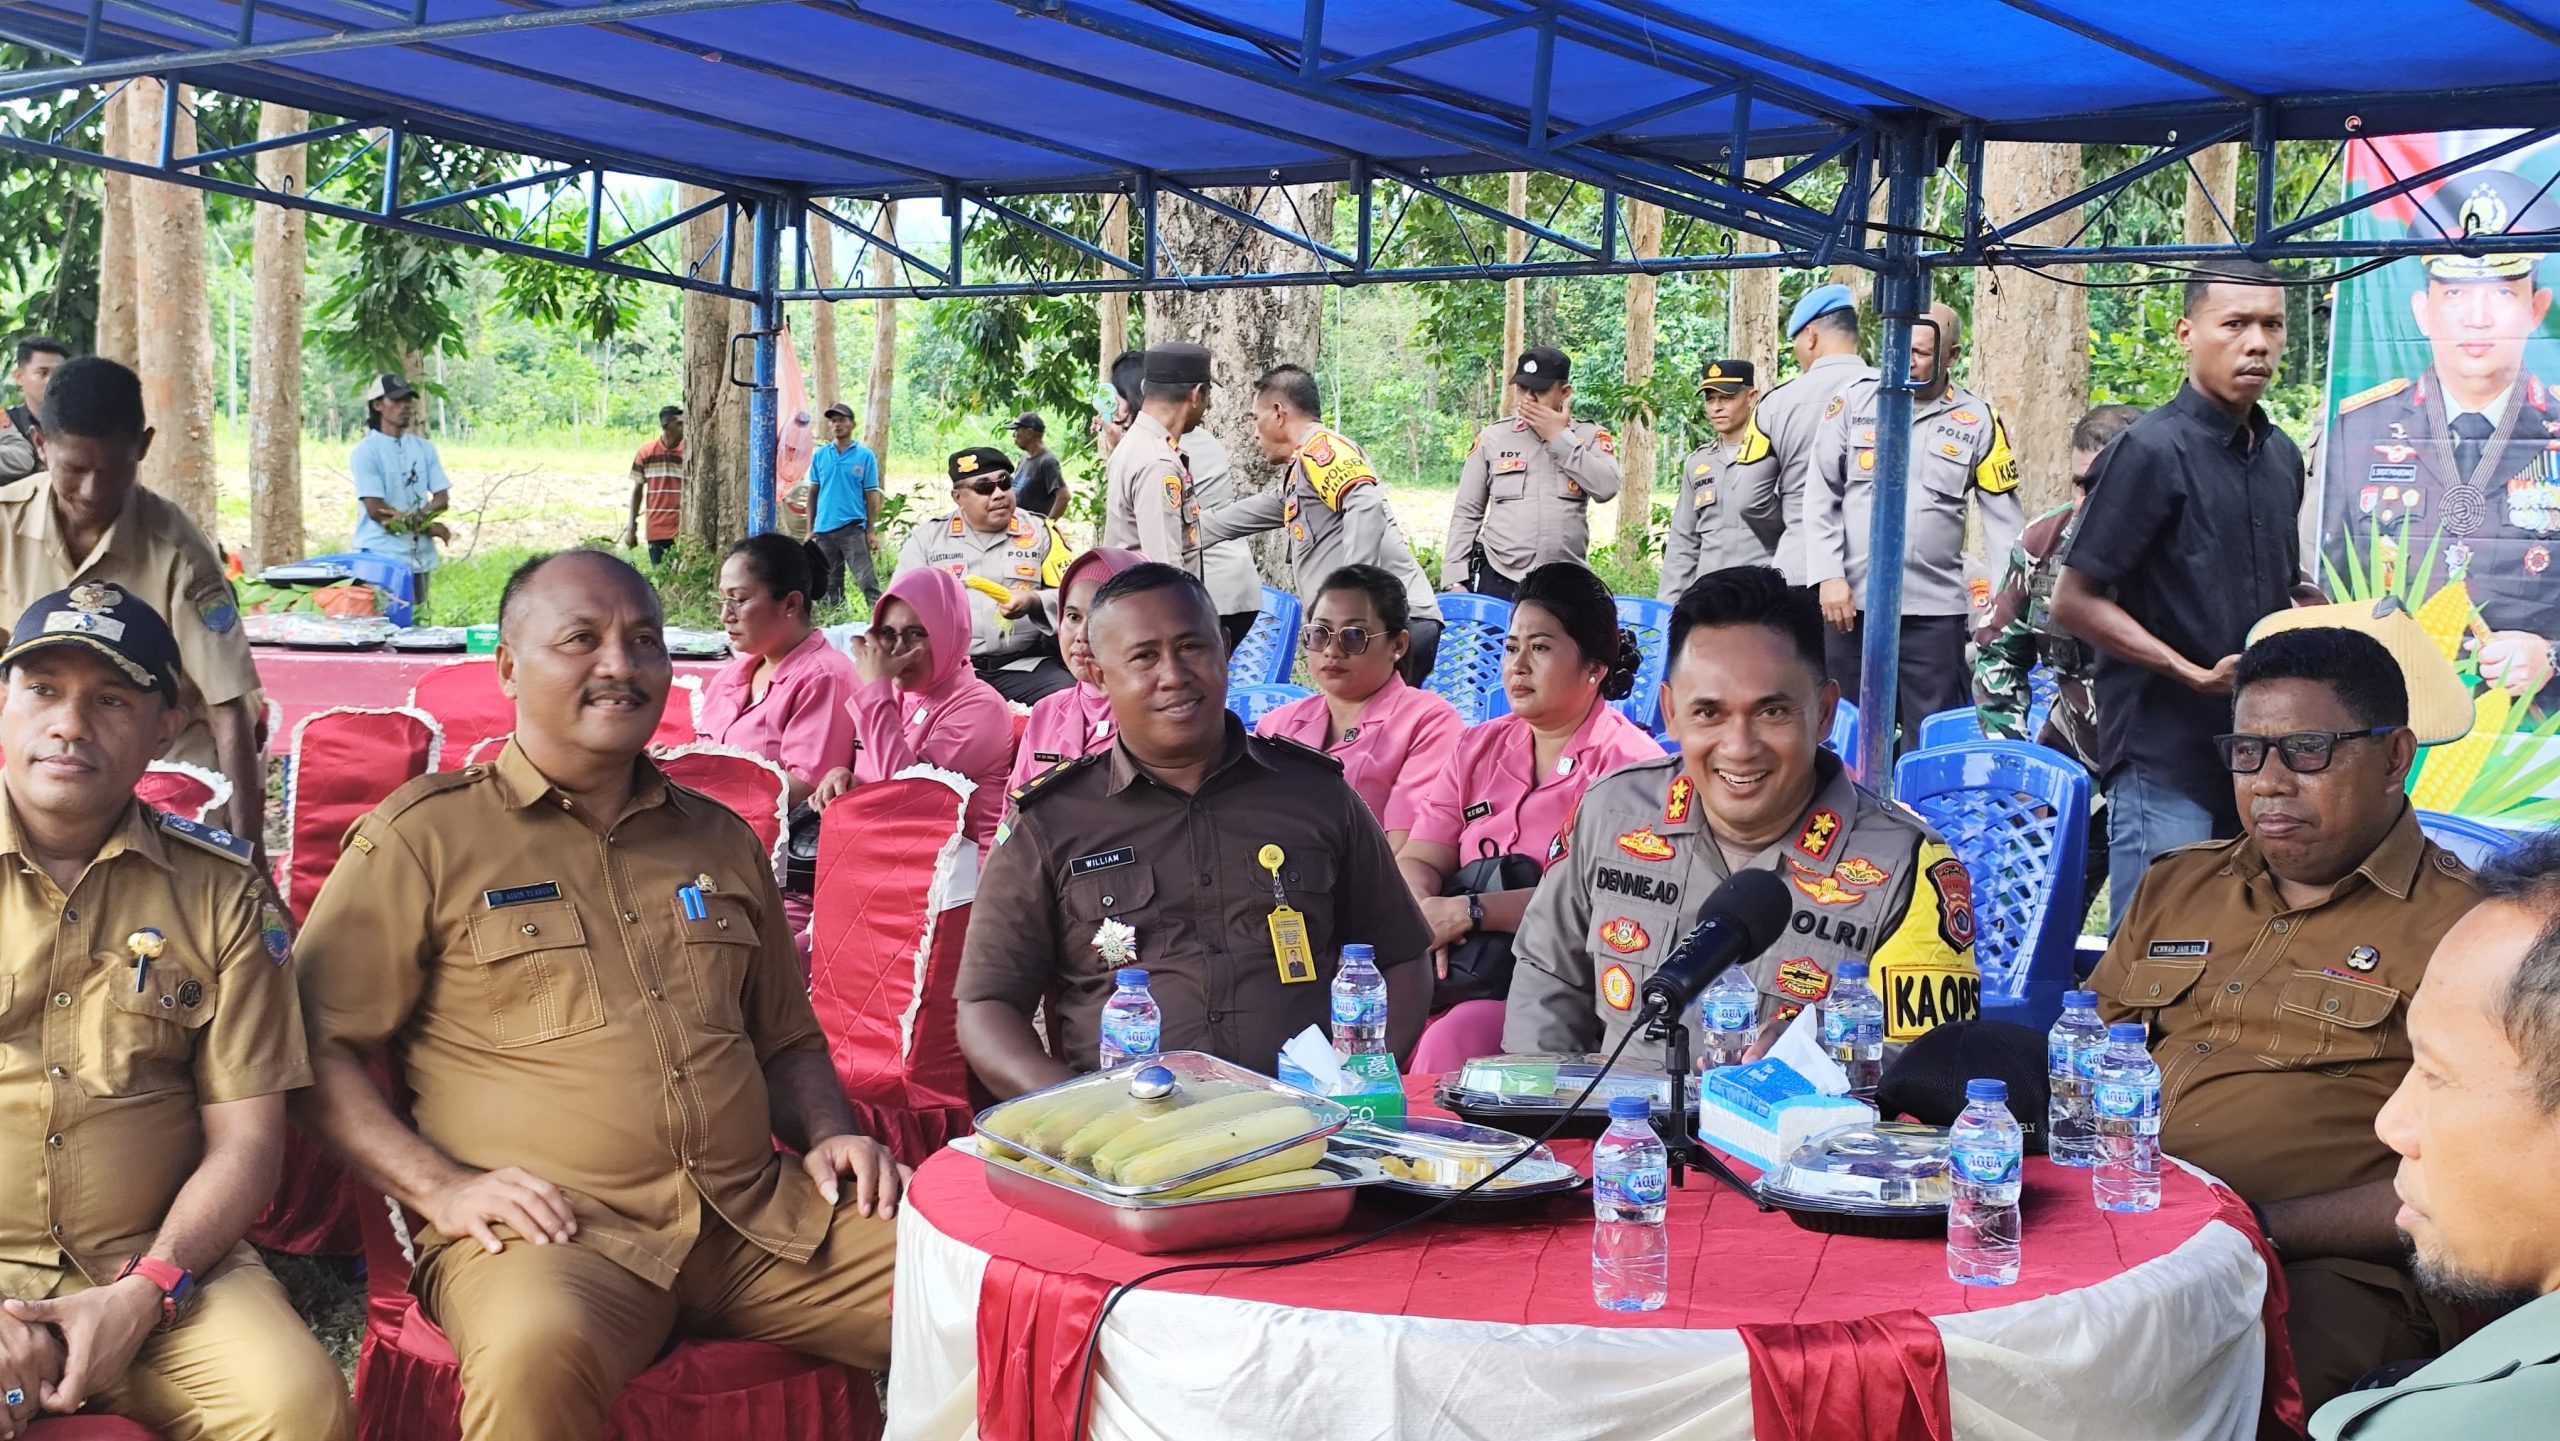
xmin=252 ymin=648 xmax=723 ymax=756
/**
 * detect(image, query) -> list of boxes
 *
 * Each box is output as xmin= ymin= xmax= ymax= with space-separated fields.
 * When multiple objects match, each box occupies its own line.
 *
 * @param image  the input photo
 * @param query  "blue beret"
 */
xmin=1785 ymin=283 xmax=1856 ymax=338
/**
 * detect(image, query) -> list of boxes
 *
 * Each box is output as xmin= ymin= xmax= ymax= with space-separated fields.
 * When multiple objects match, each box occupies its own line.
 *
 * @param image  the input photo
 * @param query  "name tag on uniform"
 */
xmin=1463 ymin=801 xmax=1493 ymax=822
xmin=1268 ymin=906 xmax=1316 ymax=984
xmin=2146 ymin=940 xmax=2211 ymax=958
xmin=1070 ymin=847 xmax=1135 ymax=877
xmin=484 ymin=881 xmax=562 ymax=908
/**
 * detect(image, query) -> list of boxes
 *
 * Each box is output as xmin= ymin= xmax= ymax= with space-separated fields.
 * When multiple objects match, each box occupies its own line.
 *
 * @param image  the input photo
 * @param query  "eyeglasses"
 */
xmin=962 ymin=477 xmax=1014 ymax=496
xmin=876 ymin=626 xmax=932 ymax=651
xmin=2213 ymin=727 xmax=2396 ymax=775
xmin=1300 ymin=624 xmax=1381 ymax=656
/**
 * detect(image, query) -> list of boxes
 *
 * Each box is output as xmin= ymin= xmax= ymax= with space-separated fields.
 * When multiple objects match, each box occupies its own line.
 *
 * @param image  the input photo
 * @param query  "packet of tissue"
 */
xmin=1275 ymin=1026 xmax=1406 ymax=1122
xmin=1764 ymin=999 xmax=1853 ymax=1095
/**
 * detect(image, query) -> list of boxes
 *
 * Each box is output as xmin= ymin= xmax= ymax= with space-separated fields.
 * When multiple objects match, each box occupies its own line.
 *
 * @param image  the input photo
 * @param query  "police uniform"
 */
xmin=1660 ymin=359 xmax=1782 ymax=600
xmin=0 ymin=472 xmax=260 ymax=773
xmin=1197 ymin=421 xmax=1445 ymax=682
xmin=297 ymin=741 xmax=895 ymax=1441
xmin=959 ymin=718 xmax=1434 ymax=1076
xmin=896 ymin=446 xmax=1073 ymax=704
xmin=1184 ymin=427 xmax=1269 ymax=639
xmin=1505 ymin=750 xmax=1980 ymax=1068
xmin=0 ymin=585 xmax=348 ymax=1437
xmin=1442 ymin=348 xmax=1622 ymax=595
xmin=0 ymin=409 xmax=33 ymax=484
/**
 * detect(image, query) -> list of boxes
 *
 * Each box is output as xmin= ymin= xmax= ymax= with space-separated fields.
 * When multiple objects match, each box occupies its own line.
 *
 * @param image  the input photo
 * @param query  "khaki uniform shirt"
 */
xmin=2310 ymin=1289 xmax=2560 ymax=1440
xmin=1197 ymin=424 xmax=1441 ymax=620
xmin=0 ymin=475 xmax=259 ymax=770
xmin=1185 ymin=430 xmax=1265 ymax=616
xmin=1659 ymin=421 xmax=1782 ymax=600
xmin=1505 ymin=752 xmax=1980 ymax=1068
xmin=2091 ymin=809 xmax=2477 ymax=1205
xmin=1755 ymin=353 xmax=1877 ymax=583
xmin=1442 ymin=418 xmax=1622 ymax=586
xmin=1103 ymin=411 xmax=1202 ymax=585
xmin=961 ymin=720 xmax=1433 ymax=1077
xmin=895 ymin=509 xmax=1055 ymax=664
xmin=0 ymin=788 xmax=307 ymax=1294
xmin=297 ymin=741 xmax=831 ymax=1288
xmin=1806 ymin=379 xmax=2026 ymax=616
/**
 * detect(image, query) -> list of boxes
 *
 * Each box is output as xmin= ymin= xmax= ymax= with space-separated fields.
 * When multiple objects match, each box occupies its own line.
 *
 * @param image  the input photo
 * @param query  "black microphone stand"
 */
xmin=1640 ymin=998 xmax=1770 ymax=1208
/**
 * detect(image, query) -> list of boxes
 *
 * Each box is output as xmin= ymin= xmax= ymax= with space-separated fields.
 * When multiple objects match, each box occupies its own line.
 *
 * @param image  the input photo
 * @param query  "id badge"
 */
xmin=1268 ymin=905 xmax=1316 ymax=984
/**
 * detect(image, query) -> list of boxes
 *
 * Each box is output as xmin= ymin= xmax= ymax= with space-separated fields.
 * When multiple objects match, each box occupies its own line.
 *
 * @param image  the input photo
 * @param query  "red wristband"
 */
xmin=116 ymin=1255 xmax=192 ymax=1329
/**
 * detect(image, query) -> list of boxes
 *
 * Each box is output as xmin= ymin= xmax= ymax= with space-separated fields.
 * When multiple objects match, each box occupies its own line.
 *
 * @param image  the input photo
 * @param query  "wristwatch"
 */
xmin=1466 ymin=893 xmax=1485 ymax=932
xmin=117 ymin=1255 xmax=193 ymax=1329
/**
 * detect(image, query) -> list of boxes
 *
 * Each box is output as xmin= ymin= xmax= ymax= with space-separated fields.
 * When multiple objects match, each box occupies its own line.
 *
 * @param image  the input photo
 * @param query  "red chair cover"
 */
xmin=409 ymin=660 xmax=695 ymax=771
xmin=27 ymin=1420 xmax=164 ymax=1439
xmin=808 ymin=772 xmax=976 ymax=1166
xmin=134 ymin=760 xmax=228 ymax=825
xmin=657 ymin=744 xmax=790 ymax=867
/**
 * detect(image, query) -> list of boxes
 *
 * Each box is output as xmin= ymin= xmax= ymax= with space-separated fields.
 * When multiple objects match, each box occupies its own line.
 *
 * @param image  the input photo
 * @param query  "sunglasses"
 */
xmin=2212 ymin=727 xmax=2395 ymax=775
xmin=876 ymin=626 xmax=932 ymax=651
xmin=1300 ymin=624 xmax=1391 ymax=656
xmin=961 ymin=477 xmax=1014 ymax=496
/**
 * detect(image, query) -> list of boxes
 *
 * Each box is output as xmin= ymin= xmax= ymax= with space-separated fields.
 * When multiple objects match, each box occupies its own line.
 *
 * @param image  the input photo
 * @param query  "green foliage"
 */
xmin=492 ymin=199 xmax=644 ymax=347
xmin=0 ymin=47 xmax=103 ymax=351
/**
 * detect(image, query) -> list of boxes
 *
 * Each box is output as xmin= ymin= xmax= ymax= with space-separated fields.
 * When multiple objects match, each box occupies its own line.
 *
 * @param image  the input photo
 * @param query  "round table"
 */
xmin=888 ymin=1108 xmax=2290 ymax=1441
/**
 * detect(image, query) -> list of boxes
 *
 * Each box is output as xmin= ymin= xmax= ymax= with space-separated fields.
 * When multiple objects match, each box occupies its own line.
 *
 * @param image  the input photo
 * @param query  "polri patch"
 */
xmin=483 ymin=881 xmax=563 ymax=909
xmin=1069 ymin=847 xmax=1135 ymax=878
xmin=2146 ymin=939 xmax=2211 ymax=958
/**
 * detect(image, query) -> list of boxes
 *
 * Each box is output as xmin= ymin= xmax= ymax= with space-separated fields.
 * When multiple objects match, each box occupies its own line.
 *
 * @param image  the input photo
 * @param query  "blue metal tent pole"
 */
xmin=1856 ymin=123 xmax=1932 ymax=794
xmin=746 ymin=197 xmax=781 ymax=537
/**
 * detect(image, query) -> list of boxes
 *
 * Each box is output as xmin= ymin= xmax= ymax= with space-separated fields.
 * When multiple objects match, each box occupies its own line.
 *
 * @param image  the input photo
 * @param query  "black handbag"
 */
xmin=1434 ymin=843 xmax=1546 ymax=1007
xmin=783 ymin=803 xmax=820 ymax=897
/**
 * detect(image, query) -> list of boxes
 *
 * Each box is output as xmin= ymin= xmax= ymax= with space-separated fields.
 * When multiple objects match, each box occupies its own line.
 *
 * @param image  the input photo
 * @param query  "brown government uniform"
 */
xmin=296 ymin=741 xmax=894 ymax=1441
xmin=0 ymin=788 xmax=348 ymax=1438
xmin=2090 ymin=807 xmax=2480 ymax=1410
xmin=960 ymin=719 xmax=1433 ymax=1076
xmin=0 ymin=474 xmax=262 ymax=772
xmin=1506 ymin=750 xmax=1981 ymax=1069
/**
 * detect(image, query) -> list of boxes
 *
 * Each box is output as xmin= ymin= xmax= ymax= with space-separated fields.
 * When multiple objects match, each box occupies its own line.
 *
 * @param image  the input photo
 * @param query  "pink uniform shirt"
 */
xmin=1007 ymin=682 xmax=1116 ymax=795
xmin=1405 ymin=696 xmax=1660 ymax=867
xmin=1253 ymin=674 xmax=1462 ymax=836
xmin=849 ymin=568 xmax=1015 ymax=849
xmin=696 ymin=626 xmax=858 ymax=786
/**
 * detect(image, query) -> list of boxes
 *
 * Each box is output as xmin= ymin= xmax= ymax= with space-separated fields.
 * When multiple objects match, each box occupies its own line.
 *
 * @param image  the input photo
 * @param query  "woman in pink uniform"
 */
xmin=812 ymin=566 xmax=1013 ymax=849
xmin=698 ymin=533 xmax=857 ymax=805
xmin=1399 ymin=562 xmax=1658 ymax=1063
xmin=1006 ymin=547 xmax=1146 ymax=794
xmin=1254 ymin=564 xmax=1461 ymax=849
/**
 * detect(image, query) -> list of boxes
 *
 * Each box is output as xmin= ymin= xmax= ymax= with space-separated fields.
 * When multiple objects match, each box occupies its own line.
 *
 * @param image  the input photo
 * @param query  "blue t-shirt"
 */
xmin=810 ymin=440 xmax=878 ymax=533
xmin=350 ymin=429 xmax=451 ymax=572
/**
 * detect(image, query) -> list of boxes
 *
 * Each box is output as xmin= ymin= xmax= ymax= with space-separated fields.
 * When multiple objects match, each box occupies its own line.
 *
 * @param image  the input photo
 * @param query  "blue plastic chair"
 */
xmin=1822 ymin=698 xmax=1858 ymax=758
xmin=2418 ymin=809 xmax=2516 ymax=868
xmin=1226 ymin=584 xmax=1301 ymax=688
xmin=1611 ymin=595 xmax=1672 ymax=734
xmin=1893 ymin=739 xmax=2091 ymax=1034
xmin=301 ymin=551 xmax=418 ymax=626
xmin=1915 ymin=706 xmax=1983 ymax=751
xmin=2026 ymin=664 xmax=2059 ymax=740
xmin=1424 ymin=592 xmax=1514 ymax=726
xmin=1227 ymin=682 xmax=1311 ymax=728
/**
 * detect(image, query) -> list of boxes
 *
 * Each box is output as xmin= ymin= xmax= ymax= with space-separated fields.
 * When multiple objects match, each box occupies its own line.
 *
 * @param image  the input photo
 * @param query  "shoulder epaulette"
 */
xmin=1008 ymin=751 xmax=1105 ymax=811
xmin=156 ymin=810 xmax=253 ymax=865
xmin=1735 ymin=420 xmax=1773 ymax=464
xmin=1254 ymin=733 xmax=1346 ymax=772
xmin=2339 ymin=377 xmax=2411 ymax=416
xmin=369 ymin=767 xmax=487 ymax=826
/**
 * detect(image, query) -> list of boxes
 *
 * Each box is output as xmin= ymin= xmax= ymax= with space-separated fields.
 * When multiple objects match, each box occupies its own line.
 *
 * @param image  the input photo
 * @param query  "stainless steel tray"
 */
xmin=1329 ymin=1117 xmax=1585 ymax=1198
xmin=960 ymin=1137 xmax=1386 ymax=1255
xmin=974 ymin=1051 xmax=1353 ymax=1197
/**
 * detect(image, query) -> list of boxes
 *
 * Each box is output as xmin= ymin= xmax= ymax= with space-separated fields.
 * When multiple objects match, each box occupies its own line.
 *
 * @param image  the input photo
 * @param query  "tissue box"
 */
xmin=1277 ymin=1051 xmax=1407 ymax=1123
xmin=1696 ymin=1059 xmax=1874 ymax=1171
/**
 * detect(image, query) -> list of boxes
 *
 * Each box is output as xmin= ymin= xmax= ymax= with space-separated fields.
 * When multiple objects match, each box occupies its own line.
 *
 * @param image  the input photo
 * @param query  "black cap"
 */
xmin=1008 ymin=412 xmax=1045 ymax=434
xmin=2417 ymin=169 xmax=2560 ymax=283
xmin=1143 ymin=342 xmax=1213 ymax=387
xmin=948 ymin=446 xmax=1014 ymax=484
xmin=362 ymin=373 xmax=416 ymax=405
xmin=1876 ymin=1019 xmax=2052 ymax=1153
xmin=823 ymin=402 xmax=854 ymax=421
xmin=2 ymin=581 xmax=182 ymax=697
xmin=1697 ymin=358 xmax=1756 ymax=393
xmin=1510 ymin=346 xmax=1570 ymax=391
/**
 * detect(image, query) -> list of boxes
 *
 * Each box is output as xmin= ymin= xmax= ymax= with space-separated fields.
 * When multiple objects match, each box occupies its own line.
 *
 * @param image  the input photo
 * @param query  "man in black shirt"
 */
xmin=2055 ymin=260 xmax=2307 ymax=918
xmin=1010 ymin=413 xmax=1067 ymax=518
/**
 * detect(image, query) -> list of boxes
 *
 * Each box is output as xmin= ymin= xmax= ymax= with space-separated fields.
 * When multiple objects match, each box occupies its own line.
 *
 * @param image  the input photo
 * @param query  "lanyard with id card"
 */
xmin=1259 ymin=844 xmax=1316 ymax=984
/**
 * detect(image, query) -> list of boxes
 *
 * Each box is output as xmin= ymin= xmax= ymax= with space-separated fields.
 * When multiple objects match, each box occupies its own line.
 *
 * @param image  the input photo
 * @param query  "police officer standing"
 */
xmin=1807 ymin=301 xmax=2025 ymax=743
xmin=1753 ymin=285 xmax=1876 ymax=583
xmin=1441 ymin=347 xmax=1621 ymax=599
xmin=957 ymin=563 xmax=1434 ymax=1096
xmin=895 ymin=446 xmax=1073 ymax=703
xmin=2329 ymin=169 xmax=2560 ymax=699
xmin=0 ymin=584 xmax=349 ymax=1438
xmin=294 ymin=550 xmax=901 ymax=1441
xmin=1659 ymin=358 xmax=1781 ymax=600
xmin=1506 ymin=566 xmax=1979 ymax=1067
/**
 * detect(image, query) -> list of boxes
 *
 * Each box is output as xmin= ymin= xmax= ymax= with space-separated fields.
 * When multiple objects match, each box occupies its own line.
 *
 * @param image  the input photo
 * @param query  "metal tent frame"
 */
xmin=6 ymin=0 xmax=2560 ymax=787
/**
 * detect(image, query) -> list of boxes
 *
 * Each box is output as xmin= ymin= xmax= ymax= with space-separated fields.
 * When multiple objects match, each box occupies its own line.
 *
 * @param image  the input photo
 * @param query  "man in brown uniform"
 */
xmin=957 ymin=563 xmax=1434 ymax=1097
xmin=0 ymin=583 xmax=347 ymax=1439
xmin=294 ymin=550 xmax=901 ymax=1441
xmin=2092 ymin=625 xmax=2482 ymax=1412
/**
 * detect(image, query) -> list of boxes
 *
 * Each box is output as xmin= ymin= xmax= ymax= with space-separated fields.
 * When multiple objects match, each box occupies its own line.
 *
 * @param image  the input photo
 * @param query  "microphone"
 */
xmin=1637 ymin=869 xmax=1793 ymax=1020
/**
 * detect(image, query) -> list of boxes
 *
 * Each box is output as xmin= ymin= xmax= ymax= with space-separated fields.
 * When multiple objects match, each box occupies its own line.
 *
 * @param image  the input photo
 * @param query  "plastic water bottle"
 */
xmin=1330 ymin=943 xmax=1389 ymax=1056
xmin=1947 ymin=1079 xmax=2024 ymax=1285
xmin=1696 ymin=966 xmax=1759 ymax=1070
xmin=2046 ymin=990 xmax=2108 ymax=1169
xmin=1819 ymin=960 xmax=1886 ymax=1099
xmin=2091 ymin=1022 xmax=2163 ymax=1212
xmin=1096 ymin=968 xmax=1160 ymax=1068
xmin=1591 ymin=1095 xmax=1669 ymax=1312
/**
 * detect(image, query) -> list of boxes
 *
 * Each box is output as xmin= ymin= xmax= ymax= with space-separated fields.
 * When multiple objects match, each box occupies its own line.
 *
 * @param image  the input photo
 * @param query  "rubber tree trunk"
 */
xmin=680 ymin=188 xmax=753 ymax=546
xmin=1143 ymin=184 xmax=1333 ymax=594
xmin=2186 ymin=145 xmax=2242 ymax=245
xmin=1970 ymin=143 xmax=2089 ymax=519
xmin=863 ymin=201 xmax=896 ymax=475
xmin=95 ymin=90 xmax=138 ymax=368
xmin=248 ymin=104 xmax=308 ymax=569
xmin=810 ymin=217 xmax=841 ymax=410
xmin=1099 ymin=198 xmax=1130 ymax=380
xmin=1729 ymin=158 xmax=1782 ymax=378
xmin=1500 ymin=171 xmax=1528 ymax=412
xmin=1617 ymin=200 xmax=1662 ymax=560
xmin=130 ymin=79 xmax=217 ymax=529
